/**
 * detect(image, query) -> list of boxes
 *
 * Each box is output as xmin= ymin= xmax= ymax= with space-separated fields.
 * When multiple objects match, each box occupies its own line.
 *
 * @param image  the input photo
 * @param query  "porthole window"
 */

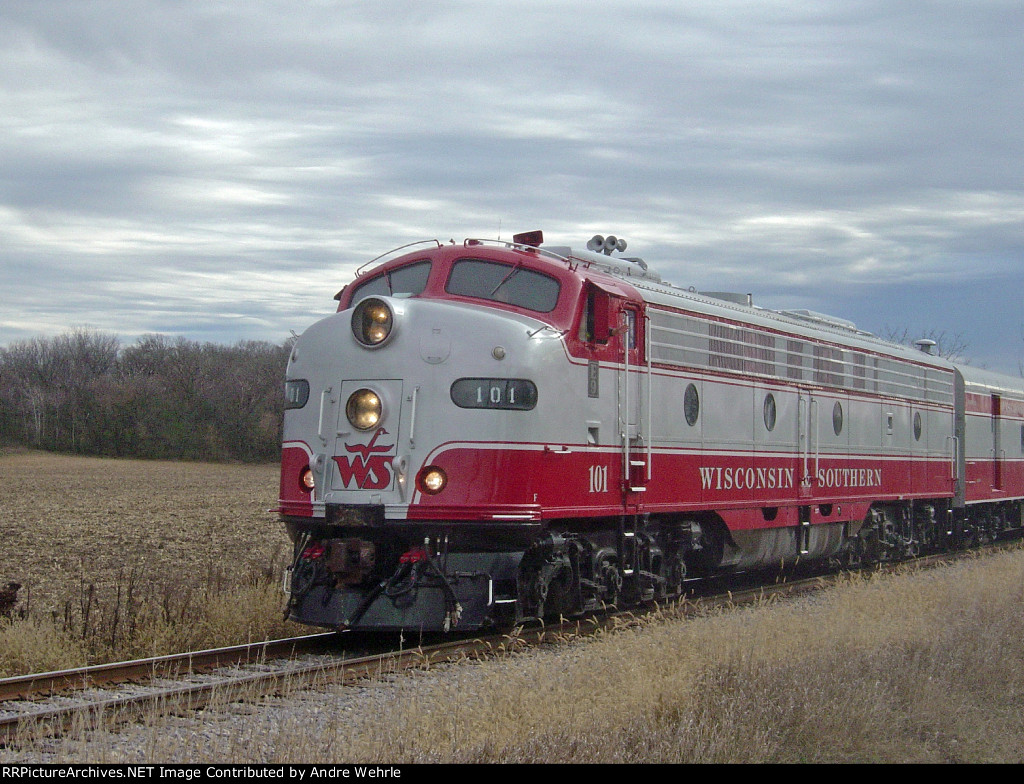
xmin=684 ymin=383 xmax=700 ymax=427
xmin=763 ymin=393 xmax=777 ymax=432
xmin=914 ymin=412 xmax=923 ymax=442
xmin=832 ymin=401 xmax=844 ymax=436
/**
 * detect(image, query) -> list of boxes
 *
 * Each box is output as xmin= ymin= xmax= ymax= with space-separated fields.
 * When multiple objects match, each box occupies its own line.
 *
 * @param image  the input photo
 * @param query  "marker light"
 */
xmin=417 ymin=466 xmax=448 ymax=495
xmin=352 ymin=297 xmax=394 ymax=347
xmin=300 ymin=466 xmax=315 ymax=493
xmin=346 ymin=388 xmax=382 ymax=431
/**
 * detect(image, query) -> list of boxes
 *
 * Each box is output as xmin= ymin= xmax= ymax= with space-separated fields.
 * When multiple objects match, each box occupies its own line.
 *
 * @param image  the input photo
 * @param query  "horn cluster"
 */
xmin=586 ymin=235 xmax=627 ymax=256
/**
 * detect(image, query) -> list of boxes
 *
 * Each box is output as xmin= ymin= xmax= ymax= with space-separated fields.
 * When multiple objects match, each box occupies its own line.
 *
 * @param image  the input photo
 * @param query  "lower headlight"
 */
xmin=346 ymin=388 xmax=382 ymax=430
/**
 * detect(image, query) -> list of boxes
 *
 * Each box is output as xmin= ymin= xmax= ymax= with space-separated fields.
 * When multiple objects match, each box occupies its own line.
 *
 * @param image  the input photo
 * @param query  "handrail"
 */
xmin=463 ymin=237 xmax=576 ymax=268
xmin=355 ymin=239 xmax=443 ymax=277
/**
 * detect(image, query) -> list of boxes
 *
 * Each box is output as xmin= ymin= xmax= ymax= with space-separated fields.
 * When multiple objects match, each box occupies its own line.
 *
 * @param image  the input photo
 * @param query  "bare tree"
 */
xmin=2 ymin=330 xmax=288 ymax=461
xmin=0 ymin=329 xmax=119 ymax=449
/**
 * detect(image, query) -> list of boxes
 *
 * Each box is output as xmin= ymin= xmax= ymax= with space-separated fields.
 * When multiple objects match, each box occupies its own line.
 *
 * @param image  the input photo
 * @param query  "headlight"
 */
xmin=352 ymin=297 xmax=394 ymax=347
xmin=346 ymin=388 xmax=382 ymax=430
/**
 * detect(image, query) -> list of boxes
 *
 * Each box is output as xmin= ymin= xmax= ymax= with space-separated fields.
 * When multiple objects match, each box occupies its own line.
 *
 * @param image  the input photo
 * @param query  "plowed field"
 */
xmin=0 ymin=451 xmax=284 ymax=616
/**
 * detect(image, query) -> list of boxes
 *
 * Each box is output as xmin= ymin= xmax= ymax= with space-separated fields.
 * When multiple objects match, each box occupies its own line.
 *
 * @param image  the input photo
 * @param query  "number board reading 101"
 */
xmin=450 ymin=378 xmax=538 ymax=410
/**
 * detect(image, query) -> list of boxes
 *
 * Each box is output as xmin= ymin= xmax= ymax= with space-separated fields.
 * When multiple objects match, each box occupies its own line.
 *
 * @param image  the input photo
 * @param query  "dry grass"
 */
xmin=315 ymin=550 xmax=1024 ymax=764
xmin=0 ymin=451 xmax=296 ymax=673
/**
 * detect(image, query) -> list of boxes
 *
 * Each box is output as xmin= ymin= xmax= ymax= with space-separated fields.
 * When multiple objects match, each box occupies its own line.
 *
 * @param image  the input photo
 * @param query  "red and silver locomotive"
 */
xmin=278 ymin=231 xmax=1024 ymax=631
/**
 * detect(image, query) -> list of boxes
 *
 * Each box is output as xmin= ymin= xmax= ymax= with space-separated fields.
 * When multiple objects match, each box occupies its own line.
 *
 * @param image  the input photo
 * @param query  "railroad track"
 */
xmin=0 ymin=626 xmax=542 ymax=747
xmin=0 ymin=633 xmax=339 ymax=703
xmin=1 ymin=542 xmax=1009 ymax=748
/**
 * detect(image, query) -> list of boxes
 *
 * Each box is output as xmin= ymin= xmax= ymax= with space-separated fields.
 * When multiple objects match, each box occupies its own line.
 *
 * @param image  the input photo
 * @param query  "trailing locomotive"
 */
xmin=278 ymin=231 xmax=1024 ymax=632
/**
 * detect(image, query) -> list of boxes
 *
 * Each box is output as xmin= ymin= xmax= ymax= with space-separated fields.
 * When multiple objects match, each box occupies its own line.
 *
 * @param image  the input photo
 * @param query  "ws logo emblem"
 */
xmin=332 ymin=428 xmax=395 ymax=490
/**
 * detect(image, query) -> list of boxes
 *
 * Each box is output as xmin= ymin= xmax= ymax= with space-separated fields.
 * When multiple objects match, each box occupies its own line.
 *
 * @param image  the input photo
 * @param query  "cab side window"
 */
xmin=581 ymin=286 xmax=613 ymax=344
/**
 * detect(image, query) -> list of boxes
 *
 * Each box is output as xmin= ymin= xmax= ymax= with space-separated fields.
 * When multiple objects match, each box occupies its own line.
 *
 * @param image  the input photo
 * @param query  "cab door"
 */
xmin=579 ymin=282 xmax=648 ymax=511
xmin=617 ymin=302 xmax=649 ymax=503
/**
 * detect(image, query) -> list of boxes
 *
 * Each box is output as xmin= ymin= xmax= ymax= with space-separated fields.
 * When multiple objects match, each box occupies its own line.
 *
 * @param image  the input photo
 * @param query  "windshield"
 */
xmin=350 ymin=260 xmax=431 ymax=301
xmin=446 ymin=259 xmax=560 ymax=312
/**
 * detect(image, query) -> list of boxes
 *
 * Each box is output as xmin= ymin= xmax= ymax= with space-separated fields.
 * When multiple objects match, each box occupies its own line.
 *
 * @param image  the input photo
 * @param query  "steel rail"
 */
xmin=0 ymin=630 xmax=533 ymax=746
xmin=0 ymin=632 xmax=338 ymax=703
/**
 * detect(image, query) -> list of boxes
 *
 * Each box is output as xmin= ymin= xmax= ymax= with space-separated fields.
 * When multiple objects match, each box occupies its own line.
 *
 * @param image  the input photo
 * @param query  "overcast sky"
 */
xmin=3 ymin=1 xmax=1023 ymax=373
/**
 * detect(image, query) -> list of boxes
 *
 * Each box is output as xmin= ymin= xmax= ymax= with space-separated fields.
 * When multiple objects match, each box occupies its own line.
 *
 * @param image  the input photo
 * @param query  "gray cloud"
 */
xmin=2 ymin=1 xmax=1023 ymax=372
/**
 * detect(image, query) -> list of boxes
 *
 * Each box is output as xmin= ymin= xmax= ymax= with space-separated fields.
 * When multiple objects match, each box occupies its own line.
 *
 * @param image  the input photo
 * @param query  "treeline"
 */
xmin=0 ymin=329 xmax=291 ymax=462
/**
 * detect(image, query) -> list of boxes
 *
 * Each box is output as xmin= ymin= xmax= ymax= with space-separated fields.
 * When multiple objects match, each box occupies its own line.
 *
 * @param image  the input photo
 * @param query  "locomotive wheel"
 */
xmin=520 ymin=569 xmax=549 ymax=619
xmin=843 ymin=540 xmax=863 ymax=569
xmin=599 ymin=558 xmax=622 ymax=607
xmin=665 ymin=554 xmax=686 ymax=597
xmin=520 ymin=551 xmax=575 ymax=619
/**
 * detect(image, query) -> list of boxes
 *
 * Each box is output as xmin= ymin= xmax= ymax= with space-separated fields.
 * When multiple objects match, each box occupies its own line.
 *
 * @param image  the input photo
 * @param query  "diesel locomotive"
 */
xmin=277 ymin=231 xmax=1024 ymax=631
